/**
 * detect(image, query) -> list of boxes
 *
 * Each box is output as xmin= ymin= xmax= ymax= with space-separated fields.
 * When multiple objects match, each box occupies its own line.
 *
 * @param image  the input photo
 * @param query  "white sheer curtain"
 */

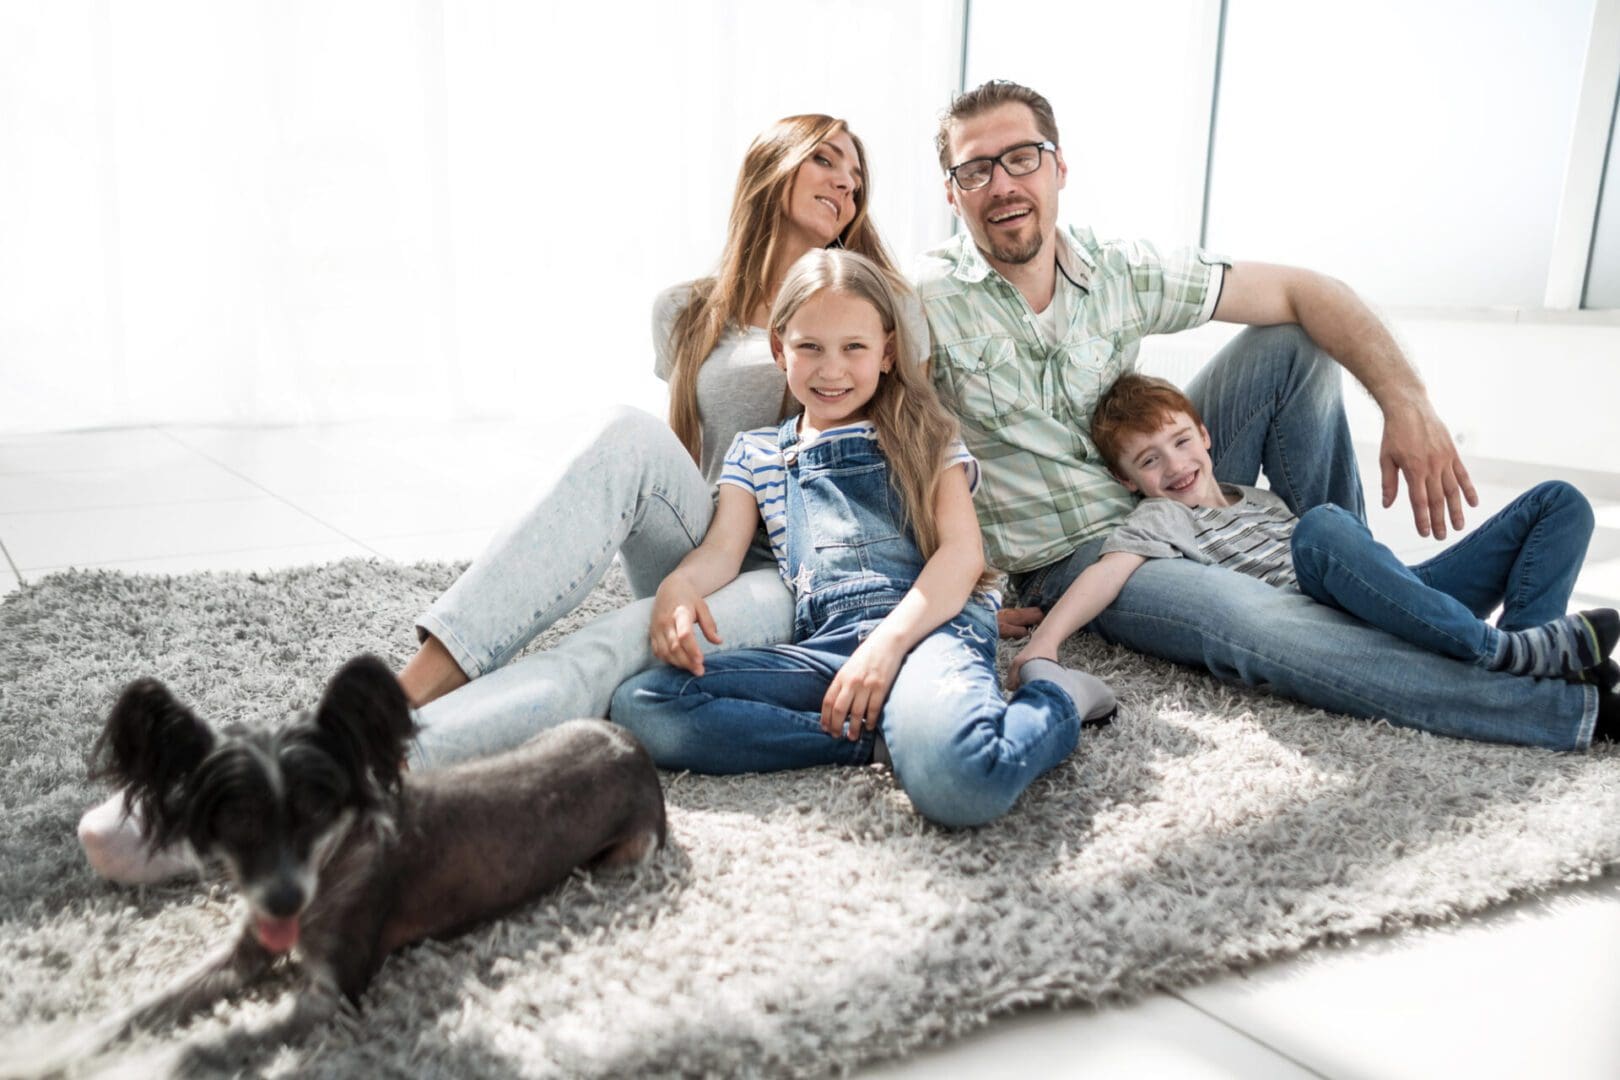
xmin=0 ymin=0 xmax=960 ymax=434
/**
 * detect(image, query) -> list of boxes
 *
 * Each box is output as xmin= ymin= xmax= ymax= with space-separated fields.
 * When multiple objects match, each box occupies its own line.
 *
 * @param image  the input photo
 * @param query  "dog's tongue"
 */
xmin=255 ymin=914 xmax=300 ymax=954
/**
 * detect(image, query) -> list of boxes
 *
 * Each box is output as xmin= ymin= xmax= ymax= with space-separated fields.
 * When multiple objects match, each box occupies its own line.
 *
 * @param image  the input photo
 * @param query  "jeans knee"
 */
xmin=607 ymin=677 xmax=687 ymax=765
xmin=895 ymin=747 xmax=1016 ymax=828
xmin=1531 ymin=480 xmax=1593 ymax=534
xmin=1292 ymin=503 xmax=1360 ymax=566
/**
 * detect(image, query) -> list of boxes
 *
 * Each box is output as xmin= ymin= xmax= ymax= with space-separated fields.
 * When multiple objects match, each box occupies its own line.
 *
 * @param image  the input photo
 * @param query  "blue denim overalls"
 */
xmin=611 ymin=417 xmax=1082 ymax=827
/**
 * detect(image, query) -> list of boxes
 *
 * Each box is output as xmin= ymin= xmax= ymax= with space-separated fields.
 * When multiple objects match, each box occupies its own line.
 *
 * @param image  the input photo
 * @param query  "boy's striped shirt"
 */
xmin=1100 ymin=484 xmax=1300 ymax=589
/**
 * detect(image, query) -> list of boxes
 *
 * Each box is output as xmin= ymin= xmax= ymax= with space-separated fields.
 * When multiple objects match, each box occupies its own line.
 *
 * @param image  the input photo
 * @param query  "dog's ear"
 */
xmin=313 ymin=654 xmax=418 ymax=798
xmin=90 ymin=678 xmax=215 ymax=850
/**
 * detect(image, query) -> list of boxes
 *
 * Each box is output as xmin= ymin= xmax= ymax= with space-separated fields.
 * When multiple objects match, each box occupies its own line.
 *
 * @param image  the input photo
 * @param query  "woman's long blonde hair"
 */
xmin=770 ymin=250 xmax=982 ymax=580
xmin=667 ymin=114 xmax=900 ymax=463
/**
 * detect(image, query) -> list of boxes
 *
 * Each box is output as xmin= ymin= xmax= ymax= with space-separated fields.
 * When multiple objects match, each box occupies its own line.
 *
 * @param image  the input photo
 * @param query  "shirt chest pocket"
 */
xmin=941 ymin=337 xmax=1030 ymax=421
xmin=1053 ymin=335 xmax=1127 ymax=426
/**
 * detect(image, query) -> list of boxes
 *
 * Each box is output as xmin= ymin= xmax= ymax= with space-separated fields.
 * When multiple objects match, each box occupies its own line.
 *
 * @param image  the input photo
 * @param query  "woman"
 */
xmin=81 ymin=113 xmax=928 ymax=882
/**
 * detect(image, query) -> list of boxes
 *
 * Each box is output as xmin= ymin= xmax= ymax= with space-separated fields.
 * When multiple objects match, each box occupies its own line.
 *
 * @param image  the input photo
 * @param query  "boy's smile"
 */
xmin=1113 ymin=411 xmax=1231 ymax=508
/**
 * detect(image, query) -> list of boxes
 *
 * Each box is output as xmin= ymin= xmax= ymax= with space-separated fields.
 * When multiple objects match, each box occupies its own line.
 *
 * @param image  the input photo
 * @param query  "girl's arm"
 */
xmin=819 ymin=463 xmax=984 ymax=738
xmin=1008 ymin=551 xmax=1146 ymax=684
xmin=650 ymin=484 xmax=759 ymax=675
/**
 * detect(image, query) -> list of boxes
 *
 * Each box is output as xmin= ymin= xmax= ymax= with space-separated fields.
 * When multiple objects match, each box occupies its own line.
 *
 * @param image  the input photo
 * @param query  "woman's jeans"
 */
xmin=1291 ymin=482 xmax=1594 ymax=666
xmin=409 ymin=405 xmax=794 ymax=768
xmin=612 ymin=415 xmax=1081 ymax=828
xmin=1013 ymin=325 xmax=1598 ymax=751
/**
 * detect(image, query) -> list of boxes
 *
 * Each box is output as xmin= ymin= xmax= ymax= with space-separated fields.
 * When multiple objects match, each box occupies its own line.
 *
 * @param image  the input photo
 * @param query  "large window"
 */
xmin=1205 ymin=0 xmax=1595 ymax=308
xmin=1584 ymin=90 xmax=1620 ymax=308
xmin=965 ymin=0 xmax=1219 ymax=247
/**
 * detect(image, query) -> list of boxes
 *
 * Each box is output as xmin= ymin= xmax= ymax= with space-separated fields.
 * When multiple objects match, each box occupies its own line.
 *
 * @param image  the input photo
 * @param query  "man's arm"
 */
xmin=1212 ymin=261 xmax=1478 ymax=539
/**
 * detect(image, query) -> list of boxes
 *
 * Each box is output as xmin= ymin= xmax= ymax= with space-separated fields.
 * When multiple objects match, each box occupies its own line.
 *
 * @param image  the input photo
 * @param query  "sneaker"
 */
xmin=78 ymin=794 xmax=197 ymax=885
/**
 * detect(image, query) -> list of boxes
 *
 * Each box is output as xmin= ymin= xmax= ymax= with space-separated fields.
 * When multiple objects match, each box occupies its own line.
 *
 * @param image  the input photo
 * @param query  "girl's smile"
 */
xmin=772 ymin=288 xmax=893 ymax=435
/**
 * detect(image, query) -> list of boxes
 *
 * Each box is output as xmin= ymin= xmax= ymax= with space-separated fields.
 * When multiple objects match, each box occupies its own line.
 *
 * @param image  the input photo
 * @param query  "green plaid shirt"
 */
xmin=917 ymin=226 xmax=1228 ymax=573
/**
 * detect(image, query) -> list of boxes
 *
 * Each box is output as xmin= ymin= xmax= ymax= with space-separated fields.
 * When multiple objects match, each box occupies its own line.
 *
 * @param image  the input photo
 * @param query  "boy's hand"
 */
xmin=822 ymin=633 xmax=906 ymax=740
xmin=1007 ymin=639 xmax=1058 ymax=689
xmin=997 ymin=606 xmax=1044 ymax=640
xmin=650 ymin=578 xmax=721 ymax=676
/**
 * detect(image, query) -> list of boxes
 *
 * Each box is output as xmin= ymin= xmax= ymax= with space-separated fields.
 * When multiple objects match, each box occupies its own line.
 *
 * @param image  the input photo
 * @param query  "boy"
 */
xmin=1009 ymin=374 xmax=1618 ymax=733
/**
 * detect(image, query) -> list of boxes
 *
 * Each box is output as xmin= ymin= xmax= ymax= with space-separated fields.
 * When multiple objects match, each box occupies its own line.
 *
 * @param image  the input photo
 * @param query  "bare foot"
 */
xmin=398 ymin=633 xmax=469 ymax=708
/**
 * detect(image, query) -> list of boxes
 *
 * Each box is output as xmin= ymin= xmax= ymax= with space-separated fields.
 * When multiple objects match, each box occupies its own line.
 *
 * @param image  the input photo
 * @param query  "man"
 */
xmin=916 ymin=79 xmax=1606 ymax=749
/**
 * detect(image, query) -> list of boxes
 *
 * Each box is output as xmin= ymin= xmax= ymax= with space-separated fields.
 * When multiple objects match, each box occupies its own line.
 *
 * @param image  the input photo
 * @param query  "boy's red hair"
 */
xmin=1091 ymin=373 xmax=1205 ymax=473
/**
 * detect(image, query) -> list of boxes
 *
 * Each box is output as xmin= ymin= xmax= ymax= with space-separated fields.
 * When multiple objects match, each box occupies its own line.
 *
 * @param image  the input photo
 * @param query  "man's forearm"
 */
xmin=1284 ymin=271 xmax=1424 ymax=411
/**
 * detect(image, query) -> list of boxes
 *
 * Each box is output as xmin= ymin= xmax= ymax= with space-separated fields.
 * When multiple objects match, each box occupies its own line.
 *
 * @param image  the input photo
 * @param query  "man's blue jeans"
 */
xmin=1291 ymin=482 xmax=1594 ymax=666
xmin=612 ymin=603 xmax=1080 ymax=828
xmin=1013 ymin=325 xmax=1597 ymax=750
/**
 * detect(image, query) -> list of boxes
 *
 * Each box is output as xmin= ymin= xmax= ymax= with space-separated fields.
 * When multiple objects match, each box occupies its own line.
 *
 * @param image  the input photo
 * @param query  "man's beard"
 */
xmin=983 ymin=217 xmax=1044 ymax=265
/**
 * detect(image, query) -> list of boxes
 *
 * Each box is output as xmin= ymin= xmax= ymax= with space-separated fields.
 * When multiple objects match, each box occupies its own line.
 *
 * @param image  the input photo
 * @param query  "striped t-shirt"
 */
xmin=1100 ymin=484 xmax=1299 ymax=589
xmin=719 ymin=420 xmax=980 ymax=588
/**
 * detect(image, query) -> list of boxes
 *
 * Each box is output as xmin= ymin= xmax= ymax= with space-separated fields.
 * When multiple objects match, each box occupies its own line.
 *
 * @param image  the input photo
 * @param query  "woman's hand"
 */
xmin=650 ymin=576 xmax=721 ymax=676
xmin=1007 ymin=637 xmax=1058 ymax=689
xmin=821 ymin=632 xmax=907 ymax=740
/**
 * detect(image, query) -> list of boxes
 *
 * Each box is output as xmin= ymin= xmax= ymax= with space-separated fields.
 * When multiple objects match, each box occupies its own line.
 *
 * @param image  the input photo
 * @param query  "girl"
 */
xmin=81 ymin=114 xmax=927 ymax=883
xmin=611 ymin=250 xmax=1117 ymax=828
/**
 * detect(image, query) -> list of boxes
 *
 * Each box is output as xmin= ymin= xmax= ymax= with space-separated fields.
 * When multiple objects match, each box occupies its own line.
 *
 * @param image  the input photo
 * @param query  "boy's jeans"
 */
xmin=1015 ymin=325 xmax=1597 ymax=751
xmin=409 ymin=406 xmax=794 ymax=768
xmin=1291 ymin=482 xmax=1594 ymax=666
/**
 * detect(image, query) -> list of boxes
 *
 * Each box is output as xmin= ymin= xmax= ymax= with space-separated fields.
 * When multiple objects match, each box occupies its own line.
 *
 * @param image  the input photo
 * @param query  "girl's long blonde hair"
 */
xmin=770 ymin=250 xmax=985 ymax=584
xmin=667 ymin=115 xmax=900 ymax=463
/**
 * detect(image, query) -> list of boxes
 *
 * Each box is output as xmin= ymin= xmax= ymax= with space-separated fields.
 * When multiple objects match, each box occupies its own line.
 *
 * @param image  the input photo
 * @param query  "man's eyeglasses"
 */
xmin=947 ymin=141 xmax=1057 ymax=191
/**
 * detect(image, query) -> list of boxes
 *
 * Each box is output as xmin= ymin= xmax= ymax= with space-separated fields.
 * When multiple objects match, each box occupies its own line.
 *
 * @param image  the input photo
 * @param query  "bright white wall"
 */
xmin=2 ymin=0 xmax=1617 ymax=472
xmin=0 ymin=0 xmax=961 ymax=434
xmin=965 ymin=0 xmax=1219 ymax=246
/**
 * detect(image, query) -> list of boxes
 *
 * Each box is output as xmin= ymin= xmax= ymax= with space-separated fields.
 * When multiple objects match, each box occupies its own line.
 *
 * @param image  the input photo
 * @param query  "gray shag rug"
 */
xmin=2 ymin=560 xmax=1618 ymax=1078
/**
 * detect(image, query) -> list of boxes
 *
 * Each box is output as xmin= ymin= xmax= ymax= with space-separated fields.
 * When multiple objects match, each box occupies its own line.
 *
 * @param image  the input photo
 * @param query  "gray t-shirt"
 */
xmin=652 ymin=281 xmax=931 ymax=485
xmin=1100 ymin=483 xmax=1299 ymax=589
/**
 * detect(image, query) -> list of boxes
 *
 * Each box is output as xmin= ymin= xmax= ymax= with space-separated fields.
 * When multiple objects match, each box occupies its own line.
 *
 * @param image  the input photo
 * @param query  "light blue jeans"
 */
xmin=409 ymin=406 xmax=794 ymax=768
xmin=1291 ymin=482 xmax=1594 ymax=666
xmin=1014 ymin=326 xmax=1597 ymax=751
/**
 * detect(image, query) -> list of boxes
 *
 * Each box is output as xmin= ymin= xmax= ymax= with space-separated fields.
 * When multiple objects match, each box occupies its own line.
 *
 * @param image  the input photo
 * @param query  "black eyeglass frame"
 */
xmin=947 ymin=140 xmax=1058 ymax=191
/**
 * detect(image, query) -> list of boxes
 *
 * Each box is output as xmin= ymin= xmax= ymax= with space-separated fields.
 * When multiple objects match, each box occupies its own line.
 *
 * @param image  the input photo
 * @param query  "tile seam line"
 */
xmin=156 ymin=426 xmax=387 ymax=558
xmin=1168 ymin=988 xmax=1334 ymax=1079
xmin=0 ymin=537 xmax=23 ymax=582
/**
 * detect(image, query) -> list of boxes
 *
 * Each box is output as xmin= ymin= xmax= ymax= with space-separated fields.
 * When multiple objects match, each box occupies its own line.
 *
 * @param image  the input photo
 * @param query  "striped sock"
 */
xmin=1489 ymin=608 xmax=1618 ymax=678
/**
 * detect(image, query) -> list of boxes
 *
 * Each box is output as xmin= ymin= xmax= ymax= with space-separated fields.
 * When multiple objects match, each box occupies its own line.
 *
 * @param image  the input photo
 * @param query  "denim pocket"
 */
xmin=798 ymin=465 xmax=903 ymax=551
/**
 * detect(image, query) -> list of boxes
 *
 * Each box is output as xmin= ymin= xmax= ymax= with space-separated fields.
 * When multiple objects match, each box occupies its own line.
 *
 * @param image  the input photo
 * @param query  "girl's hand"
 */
xmin=821 ymin=632 xmax=906 ymax=740
xmin=650 ymin=578 xmax=721 ymax=676
xmin=1007 ymin=638 xmax=1058 ymax=689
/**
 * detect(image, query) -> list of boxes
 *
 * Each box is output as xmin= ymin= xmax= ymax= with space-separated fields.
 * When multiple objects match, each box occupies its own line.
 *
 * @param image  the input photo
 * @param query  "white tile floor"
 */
xmin=3 ymin=418 xmax=1617 ymax=1079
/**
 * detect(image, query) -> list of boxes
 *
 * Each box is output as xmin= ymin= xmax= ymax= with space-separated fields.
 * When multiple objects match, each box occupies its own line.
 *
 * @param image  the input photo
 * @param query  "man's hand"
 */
xmin=997 ymin=606 xmax=1044 ymax=640
xmin=1379 ymin=396 xmax=1478 ymax=540
xmin=650 ymin=577 xmax=720 ymax=675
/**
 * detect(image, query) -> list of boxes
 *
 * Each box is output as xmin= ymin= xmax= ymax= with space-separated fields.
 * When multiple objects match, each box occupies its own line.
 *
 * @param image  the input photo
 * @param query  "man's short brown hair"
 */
xmin=935 ymin=80 xmax=1061 ymax=172
xmin=1091 ymin=373 xmax=1205 ymax=474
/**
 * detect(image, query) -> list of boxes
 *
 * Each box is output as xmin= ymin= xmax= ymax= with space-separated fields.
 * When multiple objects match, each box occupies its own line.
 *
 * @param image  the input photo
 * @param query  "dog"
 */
xmin=12 ymin=654 xmax=666 ymax=1075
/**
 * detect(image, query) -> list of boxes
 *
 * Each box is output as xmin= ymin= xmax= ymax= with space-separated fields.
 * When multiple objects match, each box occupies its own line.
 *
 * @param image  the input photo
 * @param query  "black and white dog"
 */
xmin=12 ymin=654 xmax=665 ymax=1075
